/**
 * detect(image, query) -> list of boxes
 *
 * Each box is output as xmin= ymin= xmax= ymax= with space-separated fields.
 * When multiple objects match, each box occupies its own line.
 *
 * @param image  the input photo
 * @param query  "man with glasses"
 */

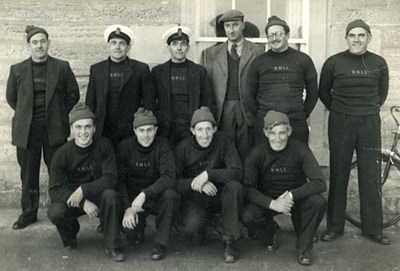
xmin=201 ymin=9 xmax=264 ymax=162
xmin=246 ymin=16 xmax=318 ymax=145
xmin=6 ymin=25 xmax=79 ymax=230
xmin=319 ymin=19 xmax=390 ymax=245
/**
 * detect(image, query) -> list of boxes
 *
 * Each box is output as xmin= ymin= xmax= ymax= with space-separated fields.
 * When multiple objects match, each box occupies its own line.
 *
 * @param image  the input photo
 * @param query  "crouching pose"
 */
xmin=47 ymin=103 xmax=125 ymax=262
xmin=241 ymin=110 xmax=326 ymax=265
xmin=117 ymin=108 xmax=179 ymax=261
xmin=175 ymin=106 xmax=245 ymax=263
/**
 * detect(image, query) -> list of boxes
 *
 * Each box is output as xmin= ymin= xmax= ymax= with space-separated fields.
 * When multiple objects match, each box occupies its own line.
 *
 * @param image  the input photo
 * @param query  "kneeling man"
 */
xmin=48 ymin=103 xmax=125 ymax=261
xmin=175 ymin=106 xmax=245 ymax=263
xmin=241 ymin=110 xmax=326 ymax=266
xmin=117 ymin=108 xmax=179 ymax=261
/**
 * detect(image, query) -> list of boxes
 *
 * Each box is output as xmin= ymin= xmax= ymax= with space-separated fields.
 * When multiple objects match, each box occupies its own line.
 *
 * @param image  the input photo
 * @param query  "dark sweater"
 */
xmin=244 ymin=139 xmax=326 ymax=209
xmin=319 ymin=50 xmax=389 ymax=115
xmin=247 ymin=47 xmax=318 ymax=119
xmin=32 ymin=60 xmax=47 ymax=122
xmin=117 ymin=135 xmax=175 ymax=210
xmin=48 ymin=137 xmax=117 ymax=204
xmin=175 ymin=133 xmax=243 ymax=194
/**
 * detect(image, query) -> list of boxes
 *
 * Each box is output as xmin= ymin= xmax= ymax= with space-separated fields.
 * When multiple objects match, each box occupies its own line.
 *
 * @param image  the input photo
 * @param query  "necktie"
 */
xmin=230 ymin=44 xmax=239 ymax=60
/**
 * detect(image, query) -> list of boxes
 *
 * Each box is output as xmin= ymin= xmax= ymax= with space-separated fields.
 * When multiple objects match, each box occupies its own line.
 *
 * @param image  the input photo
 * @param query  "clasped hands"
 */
xmin=123 ymin=192 xmax=146 ymax=229
xmin=67 ymin=186 xmax=98 ymax=218
xmin=191 ymin=171 xmax=218 ymax=196
xmin=269 ymin=191 xmax=294 ymax=216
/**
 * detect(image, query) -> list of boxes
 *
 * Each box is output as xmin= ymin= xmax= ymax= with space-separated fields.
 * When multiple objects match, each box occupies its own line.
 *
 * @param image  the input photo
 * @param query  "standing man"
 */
xmin=319 ymin=19 xmax=390 ymax=245
xmin=6 ymin=25 xmax=79 ymax=230
xmin=118 ymin=108 xmax=179 ymax=261
xmin=86 ymin=24 xmax=155 ymax=147
xmin=152 ymin=25 xmax=216 ymax=146
xmin=201 ymin=10 xmax=264 ymax=161
xmin=47 ymin=103 xmax=126 ymax=262
xmin=175 ymin=107 xmax=244 ymax=263
xmin=242 ymin=111 xmax=326 ymax=266
xmin=247 ymin=16 xmax=318 ymax=145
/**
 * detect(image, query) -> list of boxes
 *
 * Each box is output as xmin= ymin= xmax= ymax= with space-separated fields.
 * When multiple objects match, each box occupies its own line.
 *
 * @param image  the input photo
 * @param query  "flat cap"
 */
xmin=218 ymin=9 xmax=244 ymax=23
xmin=104 ymin=24 xmax=134 ymax=44
xmin=162 ymin=25 xmax=191 ymax=45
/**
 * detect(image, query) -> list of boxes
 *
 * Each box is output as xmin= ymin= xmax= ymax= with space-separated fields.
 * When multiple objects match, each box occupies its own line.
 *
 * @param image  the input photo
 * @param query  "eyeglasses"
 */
xmin=266 ymin=32 xmax=285 ymax=40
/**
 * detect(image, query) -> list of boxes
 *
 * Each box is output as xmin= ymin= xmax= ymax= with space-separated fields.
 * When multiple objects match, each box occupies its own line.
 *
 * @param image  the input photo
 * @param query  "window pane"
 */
xmin=199 ymin=0 xmax=303 ymax=39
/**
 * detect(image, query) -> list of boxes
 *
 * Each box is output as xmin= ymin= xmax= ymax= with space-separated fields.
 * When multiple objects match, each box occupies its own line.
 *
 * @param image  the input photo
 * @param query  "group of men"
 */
xmin=6 ymin=8 xmax=389 ymax=266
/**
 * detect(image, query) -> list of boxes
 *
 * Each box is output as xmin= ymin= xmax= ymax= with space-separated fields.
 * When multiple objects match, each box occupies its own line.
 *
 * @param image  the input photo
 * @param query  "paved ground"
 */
xmin=0 ymin=208 xmax=399 ymax=271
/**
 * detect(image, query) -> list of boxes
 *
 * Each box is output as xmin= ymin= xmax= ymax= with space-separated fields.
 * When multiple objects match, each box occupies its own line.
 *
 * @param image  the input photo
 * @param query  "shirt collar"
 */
xmin=228 ymin=39 xmax=244 ymax=56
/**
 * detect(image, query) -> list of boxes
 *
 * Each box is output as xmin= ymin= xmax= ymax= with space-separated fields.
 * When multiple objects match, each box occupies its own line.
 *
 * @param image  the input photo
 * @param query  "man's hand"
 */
xmin=83 ymin=200 xmax=98 ymax=218
xmin=122 ymin=208 xmax=139 ymax=229
xmin=67 ymin=186 xmax=84 ymax=208
xmin=131 ymin=192 xmax=146 ymax=213
xmin=201 ymin=181 xmax=218 ymax=196
xmin=191 ymin=171 xmax=209 ymax=192
xmin=269 ymin=191 xmax=294 ymax=215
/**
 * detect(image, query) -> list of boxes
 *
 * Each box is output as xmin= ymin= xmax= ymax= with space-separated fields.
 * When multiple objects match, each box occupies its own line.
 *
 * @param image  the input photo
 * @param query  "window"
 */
xmin=194 ymin=0 xmax=310 ymax=59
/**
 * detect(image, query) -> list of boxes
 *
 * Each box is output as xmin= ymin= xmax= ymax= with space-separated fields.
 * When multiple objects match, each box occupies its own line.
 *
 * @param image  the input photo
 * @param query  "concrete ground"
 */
xmin=0 ymin=208 xmax=399 ymax=271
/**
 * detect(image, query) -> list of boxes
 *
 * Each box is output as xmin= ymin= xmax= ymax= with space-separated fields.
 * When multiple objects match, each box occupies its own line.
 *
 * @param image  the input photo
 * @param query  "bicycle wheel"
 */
xmin=346 ymin=153 xmax=400 ymax=228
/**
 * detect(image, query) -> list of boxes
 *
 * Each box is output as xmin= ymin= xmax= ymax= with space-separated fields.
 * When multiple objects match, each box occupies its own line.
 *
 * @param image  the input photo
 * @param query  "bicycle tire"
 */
xmin=345 ymin=153 xmax=400 ymax=228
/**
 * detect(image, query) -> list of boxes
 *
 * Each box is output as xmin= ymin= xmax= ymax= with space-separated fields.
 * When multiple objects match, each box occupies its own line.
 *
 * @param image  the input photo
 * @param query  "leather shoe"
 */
xmin=151 ymin=243 xmax=166 ymax=261
xmin=64 ymin=237 xmax=78 ymax=250
xmin=12 ymin=219 xmax=37 ymax=230
xmin=106 ymin=248 xmax=126 ymax=262
xmin=320 ymin=230 xmax=343 ymax=242
xmin=224 ymin=239 xmax=239 ymax=263
xmin=265 ymin=222 xmax=279 ymax=251
xmin=362 ymin=233 xmax=390 ymax=245
xmin=297 ymin=251 xmax=312 ymax=266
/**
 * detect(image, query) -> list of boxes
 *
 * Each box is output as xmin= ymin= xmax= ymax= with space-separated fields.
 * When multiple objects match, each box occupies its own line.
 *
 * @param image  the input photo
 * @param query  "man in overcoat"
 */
xmin=6 ymin=25 xmax=79 ymax=230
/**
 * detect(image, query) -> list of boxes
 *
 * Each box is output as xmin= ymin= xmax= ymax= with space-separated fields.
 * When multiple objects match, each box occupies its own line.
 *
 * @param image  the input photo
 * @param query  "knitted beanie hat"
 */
xmin=25 ymin=25 xmax=48 ymax=42
xmin=264 ymin=110 xmax=290 ymax=129
xmin=69 ymin=102 xmax=95 ymax=125
xmin=133 ymin=107 xmax=157 ymax=128
xmin=346 ymin=19 xmax=371 ymax=36
xmin=191 ymin=106 xmax=216 ymax=128
xmin=264 ymin=15 xmax=290 ymax=34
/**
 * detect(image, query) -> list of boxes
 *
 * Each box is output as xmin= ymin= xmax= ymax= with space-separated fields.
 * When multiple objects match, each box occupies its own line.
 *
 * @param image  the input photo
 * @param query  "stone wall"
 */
xmin=0 ymin=0 xmax=399 ymax=208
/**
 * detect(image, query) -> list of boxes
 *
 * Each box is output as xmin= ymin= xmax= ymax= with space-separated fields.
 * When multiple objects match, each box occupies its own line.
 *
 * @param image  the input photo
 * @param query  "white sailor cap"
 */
xmin=103 ymin=24 xmax=134 ymax=44
xmin=162 ymin=25 xmax=191 ymax=45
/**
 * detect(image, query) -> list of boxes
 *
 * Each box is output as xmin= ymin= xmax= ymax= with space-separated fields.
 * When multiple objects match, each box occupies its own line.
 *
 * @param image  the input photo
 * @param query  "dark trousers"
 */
xmin=181 ymin=181 xmax=244 ymax=240
xmin=123 ymin=188 xmax=180 ymax=246
xmin=47 ymin=189 xmax=122 ymax=249
xmin=327 ymin=111 xmax=383 ymax=235
xmin=254 ymin=115 xmax=309 ymax=145
xmin=16 ymin=123 xmax=62 ymax=224
xmin=220 ymin=100 xmax=253 ymax=162
xmin=241 ymin=194 xmax=326 ymax=253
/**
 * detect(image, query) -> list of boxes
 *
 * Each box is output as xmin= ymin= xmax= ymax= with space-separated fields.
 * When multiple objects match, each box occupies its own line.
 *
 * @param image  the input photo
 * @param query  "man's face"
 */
xmin=169 ymin=40 xmax=189 ymax=63
xmin=346 ymin=27 xmax=371 ymax=55
xmin=267 ymin=25 xmax=289 ymax=53
xmin=264 ymin=123 xmax=292 ymax=151
xmin=134 ymin=125 xmax=157 ymax=147
xmin=223 ymin=20 xmax=245 ymax=43
xmin=71 ymin=119 xmax=96 ymax=148
xmin=108 ymin=38 xmax=130 ymax=62
xmin=190 ymin=121 xmax=217 ymax=148
xmin=28 ymin=33 xmax=50 ymax=62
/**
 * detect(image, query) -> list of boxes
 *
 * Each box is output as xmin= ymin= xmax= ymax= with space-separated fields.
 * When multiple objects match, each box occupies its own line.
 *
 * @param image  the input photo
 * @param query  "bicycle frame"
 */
xmin=382 ymin=106 xmax=400 ymax=186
